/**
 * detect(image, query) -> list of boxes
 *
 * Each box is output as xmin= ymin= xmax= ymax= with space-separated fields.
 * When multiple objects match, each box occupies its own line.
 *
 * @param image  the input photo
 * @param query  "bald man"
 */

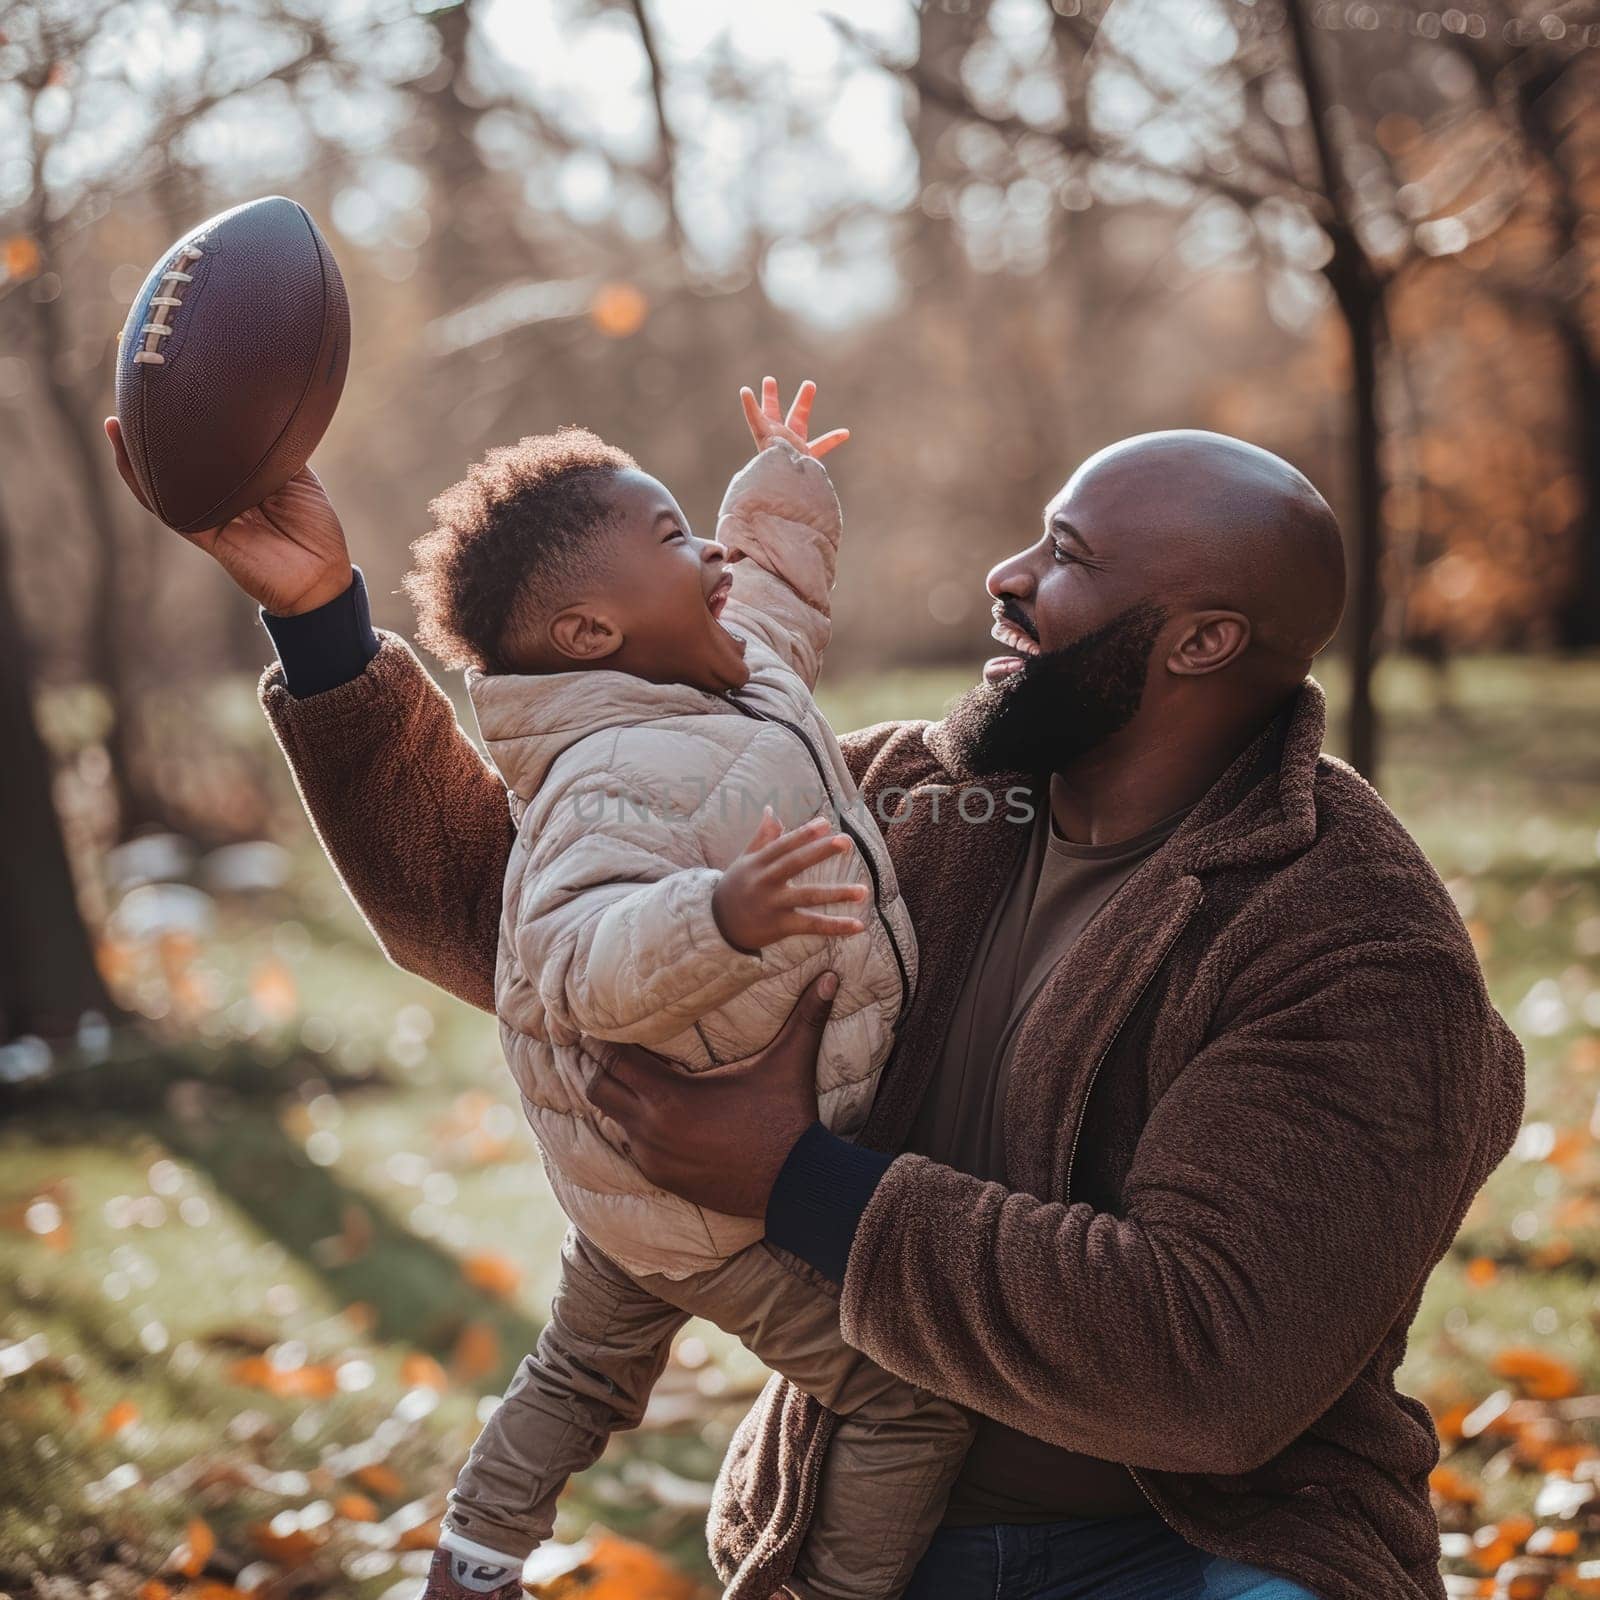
xmin=119 ymin=418 xmax=1522 ymax=1600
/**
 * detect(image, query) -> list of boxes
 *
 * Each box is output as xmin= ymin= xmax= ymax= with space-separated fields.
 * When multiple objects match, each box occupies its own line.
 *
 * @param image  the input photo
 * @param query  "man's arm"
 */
xmin=591 ymin=930 xmax=1525 ymax=1477
xmin=258 ymin=567 xmax=513 ymax=1015
xmin=786 ymin=940 xmax=1525 ymax=1477
xmin=101 ymin=420 xmax=510 ymax=1016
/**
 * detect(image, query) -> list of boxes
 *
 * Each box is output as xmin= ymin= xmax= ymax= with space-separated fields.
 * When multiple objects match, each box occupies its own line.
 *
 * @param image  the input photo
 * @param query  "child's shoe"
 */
xmin=420 ymin=1541 xmax=523 ymax=1599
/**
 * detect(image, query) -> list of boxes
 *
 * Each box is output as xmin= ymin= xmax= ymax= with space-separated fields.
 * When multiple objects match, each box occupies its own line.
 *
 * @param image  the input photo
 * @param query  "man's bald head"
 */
xmin=1056 ymin=429 xmax=1346 ymax=672
xmin=955 ymin=429 xmax=1345 ymax=783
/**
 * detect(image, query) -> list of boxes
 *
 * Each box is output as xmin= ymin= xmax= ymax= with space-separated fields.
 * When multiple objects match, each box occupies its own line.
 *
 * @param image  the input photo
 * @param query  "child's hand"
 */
xmin=712 ymin=806 xmax=869 ymax=954
xmin=740 ymin=376 xmax=850 ymax=461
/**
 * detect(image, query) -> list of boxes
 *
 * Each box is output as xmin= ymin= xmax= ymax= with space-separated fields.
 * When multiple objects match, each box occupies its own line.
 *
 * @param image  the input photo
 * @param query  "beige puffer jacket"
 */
xmin=463 ymin=441 xmax=918 ymax=1279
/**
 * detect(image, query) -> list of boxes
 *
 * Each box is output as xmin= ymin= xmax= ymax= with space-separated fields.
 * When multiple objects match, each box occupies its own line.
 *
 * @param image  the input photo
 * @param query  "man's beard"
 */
xmin=941 ymin=599 xmax=1169 ymax=777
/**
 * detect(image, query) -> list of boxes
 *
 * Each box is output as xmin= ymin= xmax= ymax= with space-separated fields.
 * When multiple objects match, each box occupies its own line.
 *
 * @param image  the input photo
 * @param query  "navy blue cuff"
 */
xmin=261 ymin=564 xmax=381 ymax=698
xmin=764 ymin=1121 xmax=894 ymax=1284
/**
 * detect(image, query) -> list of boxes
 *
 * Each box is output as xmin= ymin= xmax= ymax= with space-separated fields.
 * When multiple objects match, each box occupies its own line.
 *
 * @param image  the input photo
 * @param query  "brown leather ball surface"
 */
xmin=115 ymin=195 xmax=349 ymax=534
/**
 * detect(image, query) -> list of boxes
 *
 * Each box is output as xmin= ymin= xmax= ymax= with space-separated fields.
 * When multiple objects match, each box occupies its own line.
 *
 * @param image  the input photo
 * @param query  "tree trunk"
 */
xmin=1281 ymin=0 xmax=1386 ymax=780
xmin=0 ymin=497 xmax=119 ymax=1044
xmin=30 ymin=201 xmax=169 ymax=838
xmin=1333 ymin=263 xmax=1385 ymax=781
xmin=1554 ymin=312 xmax=1600 ymax=649
xmin=1508 ymin=54 xmax=1600 ymax=649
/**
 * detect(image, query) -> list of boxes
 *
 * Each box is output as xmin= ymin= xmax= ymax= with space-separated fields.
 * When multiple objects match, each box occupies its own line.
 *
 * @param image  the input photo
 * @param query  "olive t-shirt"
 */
xmin=902 ymin=773 xmax=1194 ymax=1526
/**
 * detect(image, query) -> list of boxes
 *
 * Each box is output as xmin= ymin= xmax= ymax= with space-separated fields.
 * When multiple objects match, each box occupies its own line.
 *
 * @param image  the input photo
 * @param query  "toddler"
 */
xmin=411 ymin=380 xmax=971 ymax=1600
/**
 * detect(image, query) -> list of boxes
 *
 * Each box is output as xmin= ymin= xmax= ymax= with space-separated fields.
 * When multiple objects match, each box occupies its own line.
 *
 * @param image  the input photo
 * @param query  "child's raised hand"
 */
xmin=740 ymin=377 xmax=850 ymax=461
xmin=711 ymin=806 xmax=869 ymax=954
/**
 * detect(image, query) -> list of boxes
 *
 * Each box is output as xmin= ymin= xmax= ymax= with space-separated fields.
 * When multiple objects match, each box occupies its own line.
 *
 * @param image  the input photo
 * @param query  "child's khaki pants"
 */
xmin=445 ymin=1225 xmax=973 ymax=1599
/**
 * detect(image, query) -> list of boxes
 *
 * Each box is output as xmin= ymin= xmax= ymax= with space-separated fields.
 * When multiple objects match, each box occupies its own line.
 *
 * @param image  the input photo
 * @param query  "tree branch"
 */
xmin=626 ymin=0 xmax=685 ymax=254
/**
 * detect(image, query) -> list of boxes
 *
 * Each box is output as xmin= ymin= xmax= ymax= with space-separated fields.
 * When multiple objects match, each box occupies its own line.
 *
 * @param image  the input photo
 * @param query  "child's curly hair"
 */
xmin=402 ymin=426 xmax=638 ymax=673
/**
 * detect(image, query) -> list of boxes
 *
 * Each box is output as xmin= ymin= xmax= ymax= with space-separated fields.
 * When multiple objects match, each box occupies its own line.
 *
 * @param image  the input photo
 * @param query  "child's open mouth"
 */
xmin=707 ymin=572 xmax=733 ymax=620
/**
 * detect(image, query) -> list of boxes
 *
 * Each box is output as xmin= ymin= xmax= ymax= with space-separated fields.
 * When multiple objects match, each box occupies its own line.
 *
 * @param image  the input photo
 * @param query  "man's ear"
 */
xmin=1167 ymin=611 xmax=1250 ymax=677
xmin=548 ymin=605 xmax=624 ymax=664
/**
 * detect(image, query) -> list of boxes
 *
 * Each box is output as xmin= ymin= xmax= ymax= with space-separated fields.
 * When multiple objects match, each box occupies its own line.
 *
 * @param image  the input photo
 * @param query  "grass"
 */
xmin=3 ymin=653 xmax=1599 ymax=1597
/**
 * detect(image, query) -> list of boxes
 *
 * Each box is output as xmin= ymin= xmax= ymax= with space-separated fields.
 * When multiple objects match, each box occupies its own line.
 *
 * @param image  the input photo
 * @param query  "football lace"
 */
xmin=131 ymin=244 xmax=204 ymax=366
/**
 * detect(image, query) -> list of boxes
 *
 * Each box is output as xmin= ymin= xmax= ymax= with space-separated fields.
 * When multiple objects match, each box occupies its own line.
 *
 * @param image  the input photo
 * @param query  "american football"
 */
xmin=113 ymin=195 xmax=349 ymax=535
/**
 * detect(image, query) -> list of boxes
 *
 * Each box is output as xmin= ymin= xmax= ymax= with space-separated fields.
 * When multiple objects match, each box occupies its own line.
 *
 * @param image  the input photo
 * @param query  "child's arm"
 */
xmin=715 ymin=377 xmax=849 ymax=692
xmin=516 ymin=785 xmax=866 ymax=1048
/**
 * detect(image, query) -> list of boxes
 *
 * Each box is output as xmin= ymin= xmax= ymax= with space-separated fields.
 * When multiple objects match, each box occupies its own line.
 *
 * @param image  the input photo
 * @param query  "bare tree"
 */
xmin=836 ymin=0 xmax=1529 ymax=778
xmin=1442 ymin=11 xmax=1600 ymax=647
xmin=1280 ymin=0 xmax=1390 ymax=777
xmin=1 ymin=1 xmax=329 ymax=835
xmin=0 ymin=491 xmax=119 ymax=1044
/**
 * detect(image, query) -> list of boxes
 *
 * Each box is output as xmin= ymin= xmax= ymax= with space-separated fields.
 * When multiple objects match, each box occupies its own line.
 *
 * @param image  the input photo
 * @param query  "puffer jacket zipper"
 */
xmin=723 ymin=691 xmax=914 ymax=1022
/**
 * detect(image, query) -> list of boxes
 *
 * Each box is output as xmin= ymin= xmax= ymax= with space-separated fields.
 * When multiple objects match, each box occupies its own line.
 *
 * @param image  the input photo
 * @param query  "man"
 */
xmin=108 ymin=418 xmax=1524 ymax=1600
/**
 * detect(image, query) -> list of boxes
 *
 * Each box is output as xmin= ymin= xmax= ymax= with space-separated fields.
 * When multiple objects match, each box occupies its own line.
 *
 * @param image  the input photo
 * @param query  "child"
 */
xmin=410 ymin=380 xmax=972 ymax=1600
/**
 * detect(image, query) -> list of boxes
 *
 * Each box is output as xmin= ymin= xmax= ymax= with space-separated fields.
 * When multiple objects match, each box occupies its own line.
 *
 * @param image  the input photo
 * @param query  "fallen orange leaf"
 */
xmin=1537 ymin=1441 xmax=1596 ymax=1474
xmin=1434 ymin=1401 xmax=1472 ymax=1444
xmin=228 ymin=1354 xmax=273 ymax=1387
xmin=101 ymin=1399 xmax=139 ymax=1438
xmin=538 ymin=1531 xmax=703 ymax=1600
xmin=1490 ymin=1347 xmax=1582 ymax=1401
xmin=401 ymin=1351 xmax=449 ymax=1391
xmin=462 ymin=1252 xmax=522 ymax=1299
xmin=249 ymin=1519 xmax=328 ymax=1568
xmin=1429 ymin=1464 xmax=1481 ymax=1505
xmin=353 ymin=1462 xmax=406 ymax=1498
xmin=228 ymin=1354 xmax=338 ymax=1399
xmin=396 ymin=1516 xmax=441 ymax=1552
xmin=171 ymin=1517 xmax=214 ymax=1577
xmin=1546 ymin=1129 xmax=1587 ymax=1170
xmin=1554 ymin=1193 xmax=1600 ymax=1229
xmin=452 ymin=1321 xmax=501 ymax=1382
xmin=1469 ymin=1530 xmax=1514 ymax=1571
xmin=1496 ymin=1513 xmax=1535 ymax=1547
xmin=1526 ymin=1525 xmax=1578 ymax=1555
xmin=272 ymin=1363 xmax=339 ymax=1399
xmin=1527 ymin=1237 xmax=1574 ymax=1269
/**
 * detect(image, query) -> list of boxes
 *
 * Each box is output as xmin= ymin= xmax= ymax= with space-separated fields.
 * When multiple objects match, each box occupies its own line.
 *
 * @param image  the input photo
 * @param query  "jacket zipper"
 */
xmin=722 ymin=691 xmax=914 ymax=1019
xmin=1059 ymin=895 xmax=1196 ymax=1536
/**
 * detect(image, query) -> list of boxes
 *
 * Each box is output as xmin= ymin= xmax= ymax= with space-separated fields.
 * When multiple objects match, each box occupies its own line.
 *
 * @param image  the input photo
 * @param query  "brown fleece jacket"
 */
xmin=259 ymin=636 xmax=1524 ymax=1600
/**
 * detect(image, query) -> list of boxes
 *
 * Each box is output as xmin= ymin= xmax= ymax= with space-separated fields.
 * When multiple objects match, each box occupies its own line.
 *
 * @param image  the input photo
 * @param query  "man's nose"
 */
xmin=986 ymin=552 xmax=1034 ymax=602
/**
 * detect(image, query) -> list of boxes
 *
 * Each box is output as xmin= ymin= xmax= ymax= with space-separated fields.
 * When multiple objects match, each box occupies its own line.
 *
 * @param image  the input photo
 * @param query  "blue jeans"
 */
xmin=901 ymin=1515 xmax=1322 ymax=1599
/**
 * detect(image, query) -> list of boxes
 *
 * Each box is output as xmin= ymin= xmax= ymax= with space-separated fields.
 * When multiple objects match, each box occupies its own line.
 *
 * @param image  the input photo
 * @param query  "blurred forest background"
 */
xmin=3 ymin=0 xmax=1600 ymax=1596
